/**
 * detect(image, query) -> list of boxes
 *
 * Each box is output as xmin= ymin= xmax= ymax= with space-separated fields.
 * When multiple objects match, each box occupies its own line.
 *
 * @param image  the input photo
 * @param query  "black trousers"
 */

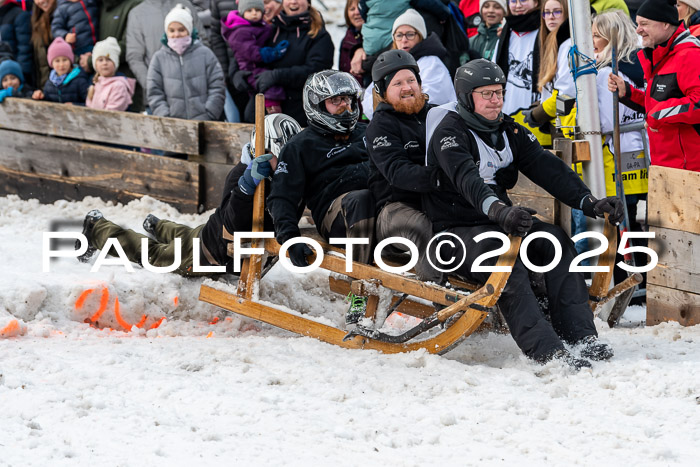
xmin=443 ymin=221 xmax=597 ymax=361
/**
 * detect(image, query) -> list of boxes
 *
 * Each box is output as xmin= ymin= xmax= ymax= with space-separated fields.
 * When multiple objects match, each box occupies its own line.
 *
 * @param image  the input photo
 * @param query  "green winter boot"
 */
xmin=345 ymin=292 xmax=368 ymax=325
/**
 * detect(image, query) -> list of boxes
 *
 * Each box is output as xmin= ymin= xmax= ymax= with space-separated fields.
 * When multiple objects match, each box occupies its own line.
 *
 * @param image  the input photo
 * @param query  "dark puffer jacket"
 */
xmin=0 ymin=1 xmax=32 ymax=82
xmin=51 ymin=0 xmax=99 ymax=55
xmin=42 ymin=65 xmax=90 ymax=103
xmin=209 ymin=0 xmax=238 ymax=79
xmin=260 ymin=11 xmax=334 ymax=125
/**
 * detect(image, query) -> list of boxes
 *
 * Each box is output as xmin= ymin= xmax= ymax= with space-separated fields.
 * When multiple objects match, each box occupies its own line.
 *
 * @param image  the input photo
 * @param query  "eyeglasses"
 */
xmin=472 ymin=89 xmax=506 ymax=100
xmin=393 ymin=32 xmax=418 ymax=41
xmin=328 ymin=95 xmax=353 ymax=106
xmin=542 ymin=9 xmax=563 ymax=18
xmin=508 ymin=0 xmax=532 ymax=5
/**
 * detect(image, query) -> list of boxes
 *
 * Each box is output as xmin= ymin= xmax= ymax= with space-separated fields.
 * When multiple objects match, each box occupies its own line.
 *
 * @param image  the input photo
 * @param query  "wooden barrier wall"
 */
xmin=0 ymin=99 xmax=251 ymax=213
xmin=1 ymin=99 xmax=573 ymax=226
xmin=646 ymin=166 xmax=700 ymax=326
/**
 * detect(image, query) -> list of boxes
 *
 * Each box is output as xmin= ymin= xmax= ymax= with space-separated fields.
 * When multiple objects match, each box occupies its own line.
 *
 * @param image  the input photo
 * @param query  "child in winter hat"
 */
xmin=33 ymin=37 xmax=90 ymax=104
xmin=221 ymin=0 xmax=288 ymax=114
xmin=147 ymin=3 xmax=226 ymax=120
xmin=86 ymin=37 xmax=136 ymax=111
xmin=0 ymin=59 xmax=34 ymax=102
xmin=164 ymin=3 xmax=195 ymax=55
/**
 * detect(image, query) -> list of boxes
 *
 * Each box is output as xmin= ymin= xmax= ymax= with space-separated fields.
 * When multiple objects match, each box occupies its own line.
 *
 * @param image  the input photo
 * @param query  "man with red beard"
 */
xmin=365 ymin=50 xmax=445 ymax=283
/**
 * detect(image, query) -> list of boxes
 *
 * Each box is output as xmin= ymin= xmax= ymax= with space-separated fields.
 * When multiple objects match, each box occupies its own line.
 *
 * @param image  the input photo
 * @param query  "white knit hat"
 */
xmin=92 ymin=36 xmax=121 ymax=70
xmin=679 ymin=0 xmax=700 ymax=11
xmin=391 ymin=9 xmax=428 ymax=41
xmin=164 ymin=4 xmax=194 ymax=34
xmin=480 ymin=0 xmax=507 ymax=13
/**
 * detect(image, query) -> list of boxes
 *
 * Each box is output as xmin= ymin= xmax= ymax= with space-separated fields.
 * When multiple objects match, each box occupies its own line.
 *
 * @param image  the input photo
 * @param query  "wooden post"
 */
xmin=237 ymin=94 xmax=266 ymax=299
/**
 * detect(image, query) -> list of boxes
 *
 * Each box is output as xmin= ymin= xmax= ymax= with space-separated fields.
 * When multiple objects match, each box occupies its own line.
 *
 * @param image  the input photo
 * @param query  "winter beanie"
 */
xmin=391 ymin=9 xmax=428 ymax=40
xmin=636 ymin=0 xmax=681 ymax=25
xmin=91 ymin=37 xmax=121 ymax=70
xmin=47 ymin=37 xmax=75 ymax=66
xmin=679 ymin=0 xmax=700 ymax=11
xmin=164 ymin=4 xmax=194 ymax=34
xmin=480 ymin=0 xmax=507 ymax=13
xmin=0 ymin=60 xmax=24 ymax=85
xmin=238 ymin=0 xmax=264 ymax=13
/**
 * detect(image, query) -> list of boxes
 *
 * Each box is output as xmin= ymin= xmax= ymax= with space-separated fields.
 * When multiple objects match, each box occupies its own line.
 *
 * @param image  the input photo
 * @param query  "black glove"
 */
xmin=255 ymin=70 xmax=277 ymax=93
xmin=488 ymin=201 xmax=537 ymax=237
xmin=581 ymin=194 xmax=625 ymax=225
xmin=232 ymin=70 xmax=253 ymax=93
xmin=288 ymin=243 xmax=313 ymax=267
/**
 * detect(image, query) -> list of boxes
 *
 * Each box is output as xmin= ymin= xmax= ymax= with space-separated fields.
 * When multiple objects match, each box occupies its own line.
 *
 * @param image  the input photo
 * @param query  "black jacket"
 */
xmin=199 ymin=161 xmax=274 ymax=273
xmin=268 ymin=124 xmax=370 ymax=244
xmin=0 ymin=2 xmax=32 ymax=84
xmin=367 ymin=102 xmax=441 ymax=212
xmin=424 ymin=111 xmax=591 ymax=231
xmin=265 ymin=11 xmax=334 ymax=125
xmin=210 ymin=0 xmax=239 ymax=80
xmin=42 ymin=66 xmax=90 ymax=104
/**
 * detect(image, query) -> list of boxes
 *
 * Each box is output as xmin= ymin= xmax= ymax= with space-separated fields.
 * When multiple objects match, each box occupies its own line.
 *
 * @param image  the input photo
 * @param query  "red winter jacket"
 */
xmin=621 ymin=23 xmax=700 ymax=172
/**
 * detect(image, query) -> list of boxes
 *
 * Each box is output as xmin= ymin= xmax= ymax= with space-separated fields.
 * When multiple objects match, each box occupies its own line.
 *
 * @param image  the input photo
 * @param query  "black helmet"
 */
xmin=303 ymin=70 xmax=363 ymax=135
xmin=454 ymin=59 xmax=506 ymax=112
xmin=250 ymin=113 xmax=302 ymax=157
xmin=371 ymin=49 xmax=421 ymax=97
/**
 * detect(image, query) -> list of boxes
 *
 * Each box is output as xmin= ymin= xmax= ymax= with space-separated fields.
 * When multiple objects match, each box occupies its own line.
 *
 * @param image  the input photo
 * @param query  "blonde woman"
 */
xmin=677 ymin=0 xmax=700 ymax=35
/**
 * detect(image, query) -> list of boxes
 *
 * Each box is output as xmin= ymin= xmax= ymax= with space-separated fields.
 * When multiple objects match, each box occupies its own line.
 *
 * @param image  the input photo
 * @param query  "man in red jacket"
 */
xmin=608 ymin=0 xmax=700 ymax=172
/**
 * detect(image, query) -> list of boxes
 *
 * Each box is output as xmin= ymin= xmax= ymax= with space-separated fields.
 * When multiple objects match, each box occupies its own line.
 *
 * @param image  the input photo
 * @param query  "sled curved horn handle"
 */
xmin=437 ymin=284 xmax=494 ymax=322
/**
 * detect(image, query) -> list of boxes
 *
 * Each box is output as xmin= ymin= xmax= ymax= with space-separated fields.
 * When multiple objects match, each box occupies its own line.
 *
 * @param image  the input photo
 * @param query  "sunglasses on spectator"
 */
xmin=542 ymin=9 xmax=563 ymax=18
xmin=394 ymin=32 xmax=418 ymax=41
xmin=328 ymin=95 xmax=353 ymax=106
xmin=472 ymin=89 xmax=506 ymax=100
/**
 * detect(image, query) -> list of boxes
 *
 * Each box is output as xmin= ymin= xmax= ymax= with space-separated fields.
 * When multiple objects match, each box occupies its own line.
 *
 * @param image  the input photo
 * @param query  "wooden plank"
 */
xmin=200 ymin=121 xmax=252 ymax=164
xmin=0 ymin=129 xmax=200 ymax=212
xmin=588 ymin=218 xmax=618 ymax=313
xmin=199 ymin=161 xmax=232 ymax=212
xmin=648 ymin=226 xmax=700 ymax=294
xmin=647 ymin=284 xmax=700 ymax=327
xmin=647 ymin=165 xmax=700 ymax=234
xmin=0 ymin=98 xmax=200 ymax=154
xmin=511 ymin=173 xmax=551 ymax=197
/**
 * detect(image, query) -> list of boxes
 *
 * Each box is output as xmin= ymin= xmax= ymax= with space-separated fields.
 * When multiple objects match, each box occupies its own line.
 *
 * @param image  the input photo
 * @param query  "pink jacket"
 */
xmin=86 ymin=75 xmax=136 ymax=111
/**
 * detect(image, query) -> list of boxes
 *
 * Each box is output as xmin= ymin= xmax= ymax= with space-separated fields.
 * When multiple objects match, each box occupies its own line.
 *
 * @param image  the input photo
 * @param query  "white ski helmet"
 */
xmin=250 ymin=113 xmax=302 ymax=157
xmin=303 ymin=70 xmax=363 ymax=135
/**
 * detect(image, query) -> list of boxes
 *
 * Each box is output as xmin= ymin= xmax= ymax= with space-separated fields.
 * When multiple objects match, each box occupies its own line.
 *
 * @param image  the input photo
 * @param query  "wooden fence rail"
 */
xmin=0 ymin=99 xmax=252 ymax=213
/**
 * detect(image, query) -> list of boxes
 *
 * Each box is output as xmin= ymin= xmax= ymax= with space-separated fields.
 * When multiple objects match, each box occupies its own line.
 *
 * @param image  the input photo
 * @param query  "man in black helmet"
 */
xmin=424 ymin=59 xmax=625 ymax=371
xmin=267 ymin=70 xmax=375 ymax=276
xmin=366 ymin=49 xmax=443 ymax=283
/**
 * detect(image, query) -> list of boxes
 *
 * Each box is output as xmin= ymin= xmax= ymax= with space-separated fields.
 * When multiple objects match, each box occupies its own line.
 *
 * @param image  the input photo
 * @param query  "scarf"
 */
xmin=505 ymin=10 xmax=540 ymax=33
xmin=49 ymin=69 xmax=68 ymax=87
xmin=168 ymin=36 xmax=192 ymax=55
xmin=457 ymin=102 xmax=503 ymax=146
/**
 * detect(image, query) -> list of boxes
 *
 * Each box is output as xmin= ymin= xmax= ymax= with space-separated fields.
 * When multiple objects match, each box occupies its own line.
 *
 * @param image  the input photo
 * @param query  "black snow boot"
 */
xmin=143 ymin=214 xmax=160 ymax=236
xmin=76 ymin=209 xmax=104 ymax=263
xmin=539 ymin=349 xmax=592 ymax=372
xmin=576 ymin=335 xmax=614 ymax=361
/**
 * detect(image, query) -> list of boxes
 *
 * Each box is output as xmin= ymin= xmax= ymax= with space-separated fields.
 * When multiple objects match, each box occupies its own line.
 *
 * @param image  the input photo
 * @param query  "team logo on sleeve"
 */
xmin=372 ymin=136 xmax=391 ymax=149
xmin=274 ymin=161 xmax=289 ymax=175
xmin=527 ymin=132 xmax=536 ymax=142
xmin=440 ymin=136 xmax=459 ymax=150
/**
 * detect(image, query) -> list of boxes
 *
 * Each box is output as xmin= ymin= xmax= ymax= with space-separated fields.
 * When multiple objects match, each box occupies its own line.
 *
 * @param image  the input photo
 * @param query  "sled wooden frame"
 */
xmin=198 ymin=95 xmax=639 ymax=354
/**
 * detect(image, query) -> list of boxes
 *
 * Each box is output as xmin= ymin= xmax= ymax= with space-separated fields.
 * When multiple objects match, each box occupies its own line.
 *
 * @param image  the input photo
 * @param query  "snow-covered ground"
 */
xmin=1 ymin=194 xmax=699 ymax=466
